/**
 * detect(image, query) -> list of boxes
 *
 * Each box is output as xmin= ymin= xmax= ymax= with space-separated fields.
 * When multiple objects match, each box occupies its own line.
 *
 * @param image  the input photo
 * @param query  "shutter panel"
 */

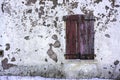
xmin=79 ymin=15 xmax=95 ymax=59
xmin=64 ymin=15 xmax=80 ymax=59
xmin=63 ymin=14 xmax=95 ymax=59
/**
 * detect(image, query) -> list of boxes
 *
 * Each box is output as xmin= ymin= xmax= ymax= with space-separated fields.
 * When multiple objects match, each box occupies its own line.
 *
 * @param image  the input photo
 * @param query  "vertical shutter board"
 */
xmin=79 ymin=20 xmax=87 ymax=55
xmin=77 ymin=21 xmax=80 ymax=55
xmin=66 ymin=20 xmax=77 ymax=54
xmin=69 ymin=20 xmax=77 ymax=54
xmin=66 ymin=20 xmax=70 ymax=55
xmin=86 ymin=18 xmax=94 ymax=55
xmin=90 ymin=20 xmax=94 ymax=54
xmin=79 ymin=15 xmax=95 ymax=59
xmin=82 ymin=17 xmax=94 ymax=59
xmin=87 ymin=20 xmax=91 ymax=55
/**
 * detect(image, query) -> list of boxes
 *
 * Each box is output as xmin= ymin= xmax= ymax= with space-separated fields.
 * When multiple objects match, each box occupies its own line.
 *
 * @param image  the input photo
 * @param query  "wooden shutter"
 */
xmin=63 ymin=14 xmax=95 ymax=59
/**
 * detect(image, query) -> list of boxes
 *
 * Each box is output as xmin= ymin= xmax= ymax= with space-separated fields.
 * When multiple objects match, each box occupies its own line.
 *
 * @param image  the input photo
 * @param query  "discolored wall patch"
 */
xmin=47 ymin=44 xmax=58 ymax=62
xmin=1 ymin=58 xmax=16 ymax=70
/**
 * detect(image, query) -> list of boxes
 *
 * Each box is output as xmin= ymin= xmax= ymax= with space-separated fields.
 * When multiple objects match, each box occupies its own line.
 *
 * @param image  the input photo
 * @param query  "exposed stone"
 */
xmin=47 ymin=44 xmax=58 ymax=62
xmin=52 ymin=34 xmax=58 ymax=40
xmin=105 ymin=34 xmax=110 ymax=38
xmin=53 ymin=40 xmax=61 ymax=48
xmin=5 ymin=43 xmax=10 ymax=51
xmin=1 ymin=58 xmax=16 ymax=70
xmin=114 ymin=60 xmax=119 ymax=65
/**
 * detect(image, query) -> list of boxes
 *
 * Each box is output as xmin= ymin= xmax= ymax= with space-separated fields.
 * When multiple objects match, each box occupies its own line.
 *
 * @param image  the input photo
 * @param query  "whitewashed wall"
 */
xmin=0 ymin=0 xmax=120 ymax=79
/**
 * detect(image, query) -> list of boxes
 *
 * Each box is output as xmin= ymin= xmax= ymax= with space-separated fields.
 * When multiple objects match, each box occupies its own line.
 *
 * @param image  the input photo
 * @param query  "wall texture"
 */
xmin=0 ymin=0 xmax=120 ymax=79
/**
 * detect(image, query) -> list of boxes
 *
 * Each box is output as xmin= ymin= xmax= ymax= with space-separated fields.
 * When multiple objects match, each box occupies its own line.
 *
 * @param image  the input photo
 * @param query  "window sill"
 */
xmin=64 ymin=59 xmax=98 ymax=64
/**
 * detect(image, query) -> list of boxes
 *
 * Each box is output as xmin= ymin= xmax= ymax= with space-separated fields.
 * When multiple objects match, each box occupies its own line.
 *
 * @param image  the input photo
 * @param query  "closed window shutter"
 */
xmin=63 ymin=14 xmax=95 ymax=59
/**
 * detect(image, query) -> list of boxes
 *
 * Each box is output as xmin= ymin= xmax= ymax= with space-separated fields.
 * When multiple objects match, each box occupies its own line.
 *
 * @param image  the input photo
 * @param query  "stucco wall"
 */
xmin=0 ymin=0 xmax=120 ymax=79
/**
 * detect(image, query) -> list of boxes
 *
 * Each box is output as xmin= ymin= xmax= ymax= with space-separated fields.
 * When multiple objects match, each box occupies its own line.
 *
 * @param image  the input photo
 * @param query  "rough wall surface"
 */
xmin=0 ymin=0 xmax=120 ymax=79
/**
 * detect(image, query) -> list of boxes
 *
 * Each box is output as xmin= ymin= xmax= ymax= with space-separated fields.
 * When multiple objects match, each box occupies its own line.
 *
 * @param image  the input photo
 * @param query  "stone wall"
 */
xmin=0 ymin=0 xmax=120 ymax=79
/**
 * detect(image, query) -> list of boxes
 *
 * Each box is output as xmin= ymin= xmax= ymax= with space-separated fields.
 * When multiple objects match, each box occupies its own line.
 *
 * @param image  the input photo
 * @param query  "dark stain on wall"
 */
xmin=71 ymin=2 xmax=79 ymax=9
xmin=1 ymin=58 xmax=16 ymax=70
xmin=11 ymin=57 xmax=16 ymax=62
xmin=38 ymin=6 xmax=44 ymax=18
xmin=50 ymin=0 xmax=58 ymax=9
xmin=105 ymin=34 xmax=110 ymax=38
xmin=39 ymin=0 xmax=45 ymax=5
xmin=16 ymin=48 xmax=20 ymax=52
xmin=26 ymin=9 xmax=32 ymax=13
xmin=5 ymin=43 xmax=10 ymax=51
xmin=55 ymin=17 xmax=58 ymax=21
xmin=109 ymin=0 xmax=115 ymax=7
xmin=0 ymin=50 xmax=4 ymax=57
xmin=52 ymin=34 xmax=58 ymax=40
xmin=115 ymin=75 xmax=120 ymax=80
xmin=54 ymin=21 xmax=57 ymax=27
xmin=1 ymin=3 xmax=4 ymax=13
xmin=105 ymin=6 xmax=109 ymax=10
xmin=103 ymin=67 xmax=107 ymax=69
xmin=35 ymin=8 xmax=38 ymax=12
xmin=114 ymin=5 xmax=120 ymax=7
xmin=45 ymin=58 xmax=48 ymax=62
xmin=94 ymin=0 xmax=102 ymax=4
xmin=47 ymin=44 xmax=58 ymax=62
xmin=114 ymin=60 xmax=119 ymax=65
xmin=24 ymin=36 xmax=30 ymax=40
xmin=108 ymin=71 xmax=111 ymax=74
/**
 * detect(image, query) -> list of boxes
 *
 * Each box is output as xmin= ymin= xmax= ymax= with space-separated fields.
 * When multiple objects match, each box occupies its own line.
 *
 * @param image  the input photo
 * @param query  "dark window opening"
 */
xmin=63 ymin=14 xmax=95 ymax=60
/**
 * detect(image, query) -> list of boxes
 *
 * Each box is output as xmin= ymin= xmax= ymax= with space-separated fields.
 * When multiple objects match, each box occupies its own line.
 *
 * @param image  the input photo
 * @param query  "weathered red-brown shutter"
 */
xmin=63 ymin=14 xmax=95 ymax=59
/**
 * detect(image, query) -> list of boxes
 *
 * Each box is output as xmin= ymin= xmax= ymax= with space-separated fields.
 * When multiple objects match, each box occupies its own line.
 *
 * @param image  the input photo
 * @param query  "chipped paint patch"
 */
xmin=53 ymin=40 xmax=61 ymax=48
